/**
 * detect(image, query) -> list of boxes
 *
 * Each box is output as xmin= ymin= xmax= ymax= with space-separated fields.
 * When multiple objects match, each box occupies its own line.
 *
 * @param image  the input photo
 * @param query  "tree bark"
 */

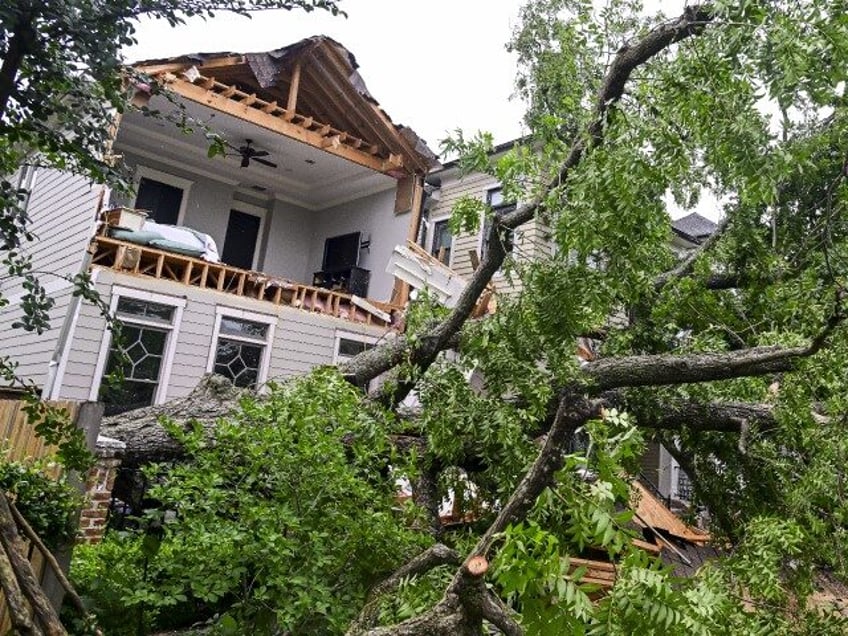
xmin=0 ymin=17 xmax=34 ymax=121
xmin=99 ymin=374 xmax=244 ymax=466
xmin=0 ymin=493 xmax=66 ymax=635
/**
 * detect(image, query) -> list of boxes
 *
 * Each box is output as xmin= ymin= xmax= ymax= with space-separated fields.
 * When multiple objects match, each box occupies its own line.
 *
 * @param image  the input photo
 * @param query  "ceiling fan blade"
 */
xmin=240 ymin=155 xmax=250 ymax=168
xmin=254 ymin=157 xmax=278 ymax=168
xmin=252 ymin=150 xmax=271 ymax=158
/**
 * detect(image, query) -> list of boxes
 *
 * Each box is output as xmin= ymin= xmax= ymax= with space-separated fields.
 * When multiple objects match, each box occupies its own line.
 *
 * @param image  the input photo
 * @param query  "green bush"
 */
xmin=0 ymin=460 xmax=80 ymax=548
xmin=71 ymin=369 xmax=427 ymax=634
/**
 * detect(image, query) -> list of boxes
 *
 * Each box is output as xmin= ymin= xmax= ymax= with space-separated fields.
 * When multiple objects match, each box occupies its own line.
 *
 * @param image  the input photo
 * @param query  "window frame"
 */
xmin=90 ymin=286 xmax=186 ymax=404
xmin=333 ymin=330 xmax=380 ymax=391
xmin=206 ymin=306 xmax=276 ymax=389
xmin=133 ymin=165 xmax=193 ymax=226
xmin=428 ymin=216 xmax=453 ymax=267
xmin=480 ymin=185 xmax=517 ymax=259
xmin=332 ymin=331 xmax=379 ymax=364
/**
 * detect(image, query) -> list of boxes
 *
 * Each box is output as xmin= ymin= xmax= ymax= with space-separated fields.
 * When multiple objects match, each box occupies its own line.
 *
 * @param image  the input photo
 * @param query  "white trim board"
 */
xmin=206 ymin=305 xmax=277 ymax=390
xmin=88 ymin=285 xmax=187 ymax=404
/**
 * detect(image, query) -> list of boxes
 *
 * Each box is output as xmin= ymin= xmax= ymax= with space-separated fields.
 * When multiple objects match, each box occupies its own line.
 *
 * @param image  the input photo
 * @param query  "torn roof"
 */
xmin=133 ymin=36 xmax=439 ymax=176
xmin=672 ymin=212 xmax=718 ymax=245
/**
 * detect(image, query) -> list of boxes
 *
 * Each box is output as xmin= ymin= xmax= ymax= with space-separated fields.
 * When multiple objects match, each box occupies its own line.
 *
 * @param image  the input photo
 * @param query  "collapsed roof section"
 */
xmin=133 ymin=36 xmax=439 ymax=178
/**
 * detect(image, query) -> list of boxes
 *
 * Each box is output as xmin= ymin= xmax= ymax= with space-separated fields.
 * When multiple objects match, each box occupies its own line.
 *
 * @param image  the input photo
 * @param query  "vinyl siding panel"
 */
xmin=54 ymin=268 xmax=391 ymax=402
xmin=0 ymin=167 xmax=101 ymax=389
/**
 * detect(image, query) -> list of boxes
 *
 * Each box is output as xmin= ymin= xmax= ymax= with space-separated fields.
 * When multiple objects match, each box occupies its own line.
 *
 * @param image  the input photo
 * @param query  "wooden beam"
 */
xmin=262 ymin=100 xmax=279 ymax=113
xmin=322 ymin=135 xmax=342 ymax=149
xmin=381 ymin=154 xmax=404 ymax=171
xmin=241 ymin=93 xmax=257 ymax=107
xmin=287 ymin=60 xmax=302 ymax=113
xmin=160 ymin=74 xmax=396 ymax=174
xmin=136 ymin=62 xmax=191 ymax=76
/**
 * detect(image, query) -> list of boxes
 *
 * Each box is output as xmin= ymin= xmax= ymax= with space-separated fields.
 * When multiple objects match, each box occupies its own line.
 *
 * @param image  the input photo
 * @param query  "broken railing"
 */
xmin=89 ymin=236 xmax=399 ymax=328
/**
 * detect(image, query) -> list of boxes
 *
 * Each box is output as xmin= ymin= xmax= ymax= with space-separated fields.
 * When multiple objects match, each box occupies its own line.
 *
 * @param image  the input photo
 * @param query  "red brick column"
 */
xmin=79 ymin=436 xmax=125 ymax=544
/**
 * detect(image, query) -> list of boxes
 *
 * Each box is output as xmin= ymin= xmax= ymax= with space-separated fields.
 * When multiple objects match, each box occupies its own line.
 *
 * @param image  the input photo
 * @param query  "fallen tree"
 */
xmin=91 ymin=1 xmax=848 ymax=634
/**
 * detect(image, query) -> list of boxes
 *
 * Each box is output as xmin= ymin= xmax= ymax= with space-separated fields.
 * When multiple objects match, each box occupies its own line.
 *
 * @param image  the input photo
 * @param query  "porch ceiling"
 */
xmin=115 ymin=96 xmax=397 ymax=210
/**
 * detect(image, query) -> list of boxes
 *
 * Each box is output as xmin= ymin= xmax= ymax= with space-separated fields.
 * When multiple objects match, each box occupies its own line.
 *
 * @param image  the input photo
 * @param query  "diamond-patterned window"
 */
xmin=100 ymin=297 xmax=178 ymax=416
xmin=211 ymin=315 xmax=273 ymax=389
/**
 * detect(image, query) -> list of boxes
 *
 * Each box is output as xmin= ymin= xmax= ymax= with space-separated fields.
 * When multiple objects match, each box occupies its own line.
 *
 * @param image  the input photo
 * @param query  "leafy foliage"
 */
xmin=74 ymin=370 xmax=427 ymax=634
xmin=0 ymin=460 xmax=80 ymax=548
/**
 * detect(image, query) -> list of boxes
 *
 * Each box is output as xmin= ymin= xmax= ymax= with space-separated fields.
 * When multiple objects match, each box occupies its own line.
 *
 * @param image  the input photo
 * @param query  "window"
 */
xmin=208 ymin=309 xmax=275 ymax=389
xmin=96 ymin=292 xmax=184 ymax=416
xmin=430 ymin=219 xmax=452 ymax=265
xmin=133 ymin=167 xmax=192 ymax=226
xmin=482 ymin=187 xmax=516 ymax=258
xmin=334 ymin=332 xmax=377 ymax=391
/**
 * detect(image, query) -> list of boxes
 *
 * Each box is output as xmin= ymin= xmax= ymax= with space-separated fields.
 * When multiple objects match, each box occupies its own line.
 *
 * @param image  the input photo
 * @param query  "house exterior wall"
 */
xmin=308 ymin=186 xmax=405 ymax=301
xmin=263 ymin=198 xmax=315 ymax=284
xmin=0 ymin=168 xmax=102 ymax=389
xmin=54 ymin=268 xmax=390 ymax=403
xmin=426 ymin=168 xmax=553 ymax=296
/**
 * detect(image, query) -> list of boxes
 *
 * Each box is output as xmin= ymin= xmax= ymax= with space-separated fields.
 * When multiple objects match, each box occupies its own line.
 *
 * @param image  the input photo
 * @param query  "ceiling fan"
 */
xmin=226 ymin=139 xmax=278 ymax=169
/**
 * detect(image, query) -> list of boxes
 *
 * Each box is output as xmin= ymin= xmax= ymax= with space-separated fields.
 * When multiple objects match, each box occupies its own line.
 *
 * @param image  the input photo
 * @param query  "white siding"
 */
xmin=55 ymin=268 xmax=391 ymax=401
xmin=0 ymin=168 xmax=101 ymax=388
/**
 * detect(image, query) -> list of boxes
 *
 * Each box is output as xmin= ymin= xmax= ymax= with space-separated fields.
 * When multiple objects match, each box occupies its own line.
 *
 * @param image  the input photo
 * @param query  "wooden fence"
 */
xmin=0 ymin=399 xmax=92 ymax=633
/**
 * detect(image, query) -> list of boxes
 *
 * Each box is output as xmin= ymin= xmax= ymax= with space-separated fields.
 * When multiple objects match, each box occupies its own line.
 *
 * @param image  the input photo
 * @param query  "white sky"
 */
xmin=125 ymin=0 xmax=529 ymax=155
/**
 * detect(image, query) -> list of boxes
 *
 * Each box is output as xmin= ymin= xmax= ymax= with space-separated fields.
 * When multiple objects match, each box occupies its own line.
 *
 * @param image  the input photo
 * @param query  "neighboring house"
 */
xmin=0 ymin=36 xmax=438 ymax=414
xmin=415 ymin=139 xmax=554 ymax=298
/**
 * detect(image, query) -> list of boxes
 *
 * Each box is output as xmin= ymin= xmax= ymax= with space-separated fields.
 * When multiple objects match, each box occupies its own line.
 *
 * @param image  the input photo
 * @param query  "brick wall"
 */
xmin=79 ymin=436 xmax=125 ymax=543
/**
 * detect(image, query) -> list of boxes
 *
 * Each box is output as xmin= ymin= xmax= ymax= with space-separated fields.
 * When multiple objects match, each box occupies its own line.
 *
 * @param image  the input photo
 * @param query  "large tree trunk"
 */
xmin=99 ymin=374 xmax=244 ymax=467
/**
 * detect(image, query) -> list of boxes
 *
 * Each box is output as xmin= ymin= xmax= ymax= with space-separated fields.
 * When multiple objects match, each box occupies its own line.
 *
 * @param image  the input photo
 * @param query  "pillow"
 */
xmin=148 ymin=239 xmax=206 ymax=258
xmin=109 ymin=228 xmax=164 ymax=245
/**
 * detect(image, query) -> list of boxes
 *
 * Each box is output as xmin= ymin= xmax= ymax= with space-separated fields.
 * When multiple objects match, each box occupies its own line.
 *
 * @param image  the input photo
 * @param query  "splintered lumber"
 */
xmin=0 ymin=493 xmax=66 ymax=635
xmin=0 ymin=542 xmax=37 ymax=635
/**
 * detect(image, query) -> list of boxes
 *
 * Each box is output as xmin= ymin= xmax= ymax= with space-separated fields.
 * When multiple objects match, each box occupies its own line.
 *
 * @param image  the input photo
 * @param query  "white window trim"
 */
xmin=206 ymin=306 xmax=276 ymax=389
xmin=133 ymin=165 xmax=193 ymax=226
xmin=427 ymin=214 xmax=453 ymax=268
xmin=89 ymin=286 xmax=186 ymax=403
xmin=227 ymin=200 xmax=268 ymax=271
xmin=333 ymin=330 xmax=379 ymax=364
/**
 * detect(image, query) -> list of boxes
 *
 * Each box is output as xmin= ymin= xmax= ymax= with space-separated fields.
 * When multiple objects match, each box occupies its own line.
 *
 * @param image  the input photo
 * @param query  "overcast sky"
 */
xmin=125 ymin=0 xmax=529 ymax=155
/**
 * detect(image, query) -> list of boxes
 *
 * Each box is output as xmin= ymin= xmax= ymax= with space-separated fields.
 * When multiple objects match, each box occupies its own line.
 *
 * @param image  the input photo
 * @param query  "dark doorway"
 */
xmin=222 ymin=209 xmax=262 ymax=270
xmin=135 ymin=177 xmax=183 ymax=225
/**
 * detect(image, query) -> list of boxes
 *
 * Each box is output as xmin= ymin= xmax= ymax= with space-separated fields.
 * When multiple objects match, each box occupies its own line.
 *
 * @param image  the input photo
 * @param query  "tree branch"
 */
xmin=341 ymin=5 xmax=715 ymax=397
xmin=584 ymin=319 xmax=840 ymax=391
xmin=347 ymin=544 xmax=461 ymax=635
xmin=633 ymin=400 xmax=776 ymax=434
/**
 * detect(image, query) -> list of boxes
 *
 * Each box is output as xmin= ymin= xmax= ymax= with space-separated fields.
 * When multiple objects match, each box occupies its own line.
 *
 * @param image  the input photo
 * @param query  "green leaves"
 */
xmin=75 ymin=369 xmax=427 ymax=634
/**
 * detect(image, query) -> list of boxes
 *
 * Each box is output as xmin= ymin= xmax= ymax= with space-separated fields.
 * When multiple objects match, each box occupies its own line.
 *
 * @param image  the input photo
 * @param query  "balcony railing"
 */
xmin=88 ymin=236 xmax=399 ymax=328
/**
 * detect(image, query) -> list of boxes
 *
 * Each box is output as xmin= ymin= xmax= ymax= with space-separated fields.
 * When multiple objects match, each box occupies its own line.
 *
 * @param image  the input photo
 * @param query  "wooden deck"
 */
xmin=89 ymin=236 xmax=399 ymax=328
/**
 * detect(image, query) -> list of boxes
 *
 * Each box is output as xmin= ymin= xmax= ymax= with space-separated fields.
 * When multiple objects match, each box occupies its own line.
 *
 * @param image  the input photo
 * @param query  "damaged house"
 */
xmin=1 ymin=36 xmax=439 ymax=414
